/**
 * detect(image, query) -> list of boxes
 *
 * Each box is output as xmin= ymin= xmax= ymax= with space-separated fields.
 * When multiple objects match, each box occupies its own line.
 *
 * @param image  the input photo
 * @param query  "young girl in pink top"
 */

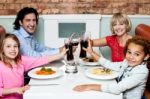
xmin=0 ymin=34 xmax=67 ymax=99
xmin=92 ymin=12 xmax=132 ymax=62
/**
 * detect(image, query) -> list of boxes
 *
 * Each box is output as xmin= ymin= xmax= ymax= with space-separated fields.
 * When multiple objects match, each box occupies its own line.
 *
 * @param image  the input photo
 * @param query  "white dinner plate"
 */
xmin=79 ymin=59 xmax=99 ymax=66
xmin=28 ymin=67 xmax=63 ymax=79
xmin=85 ymin=67 xmax=119 ymax=80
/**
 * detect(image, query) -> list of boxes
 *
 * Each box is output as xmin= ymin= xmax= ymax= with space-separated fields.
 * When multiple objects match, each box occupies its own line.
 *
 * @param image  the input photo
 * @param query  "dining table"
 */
xmin=23 ymin=60 xmax=122 ymax=99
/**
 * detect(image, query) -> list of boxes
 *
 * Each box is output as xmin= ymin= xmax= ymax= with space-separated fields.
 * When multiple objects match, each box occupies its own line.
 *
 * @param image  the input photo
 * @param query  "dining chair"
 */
xmin=135 ymin=24 xmax=150 ymax=99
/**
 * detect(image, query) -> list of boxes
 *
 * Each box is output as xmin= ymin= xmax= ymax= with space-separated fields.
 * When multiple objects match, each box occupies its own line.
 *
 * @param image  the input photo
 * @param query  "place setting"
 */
xmin=84 ymin=67 xmax=119 ymax=80
xmin=28 ymin=66 xmax=64 ymax=80
xmin=27 ymin=66 xmax=65 ymax=86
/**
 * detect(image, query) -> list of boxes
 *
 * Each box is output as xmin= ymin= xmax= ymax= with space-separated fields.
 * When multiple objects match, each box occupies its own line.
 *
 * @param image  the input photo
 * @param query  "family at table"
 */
xmin=0 ymin=7 xmax=150 ymax=99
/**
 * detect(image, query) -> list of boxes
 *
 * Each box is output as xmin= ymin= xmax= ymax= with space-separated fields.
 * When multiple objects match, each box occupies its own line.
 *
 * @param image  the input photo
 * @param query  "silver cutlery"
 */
xmin=29 ymin=83 xmax=60 ymax=86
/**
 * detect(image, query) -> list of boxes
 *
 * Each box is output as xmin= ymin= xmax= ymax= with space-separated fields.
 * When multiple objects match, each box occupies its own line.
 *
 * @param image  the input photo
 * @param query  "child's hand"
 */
xmin=23 ymin=85 xmax=30 ymax=92
xmin=73 ymin=84 xmax=90 ymax=92
xmin=73 ymin=84 xmax=101 ymax=92
xmin=83 ymin=39 xmax=100 ymax=61
xmin=60 ymin=46 xmax=68 ymax=56
xmin=13 ymin=85 xmax=30 ymax=94
xmin=83 ymin=39 xmax=93 ymax=54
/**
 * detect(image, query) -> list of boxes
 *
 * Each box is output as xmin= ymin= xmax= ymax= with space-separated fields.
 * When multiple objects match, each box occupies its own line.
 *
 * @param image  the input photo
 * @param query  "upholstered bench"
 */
xmin=135 ymin=24 xmax=150 ymax=99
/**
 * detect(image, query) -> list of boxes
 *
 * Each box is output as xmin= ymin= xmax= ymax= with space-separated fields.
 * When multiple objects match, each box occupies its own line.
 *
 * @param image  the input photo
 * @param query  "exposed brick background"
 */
xmin=0 ymin=0 xmax=150 ymax=15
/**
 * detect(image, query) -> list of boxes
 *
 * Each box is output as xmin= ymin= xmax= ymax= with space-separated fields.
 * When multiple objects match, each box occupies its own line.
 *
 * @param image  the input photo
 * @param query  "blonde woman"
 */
xmin=92 ymin=13 xmax=132 ymax=62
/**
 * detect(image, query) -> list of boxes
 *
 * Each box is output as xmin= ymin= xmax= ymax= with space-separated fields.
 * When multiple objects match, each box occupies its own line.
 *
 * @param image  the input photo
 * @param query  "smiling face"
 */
xmin=19 ymin=13 xmax=37 ymax=34
xmin=125 ymin=42 xmax=148 ymax=67
xmin=110 ymin=13 xmax=131 ymax=35
xmin=3 ymin=37 xmax=19 ymax=60
xmin=113 ymin=21 xmax=127 ymax=36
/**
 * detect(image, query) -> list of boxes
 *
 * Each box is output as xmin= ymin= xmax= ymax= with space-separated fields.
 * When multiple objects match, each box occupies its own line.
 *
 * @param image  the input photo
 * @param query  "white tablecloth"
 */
xmin=23 ymin=61 xmax=122 ymax=99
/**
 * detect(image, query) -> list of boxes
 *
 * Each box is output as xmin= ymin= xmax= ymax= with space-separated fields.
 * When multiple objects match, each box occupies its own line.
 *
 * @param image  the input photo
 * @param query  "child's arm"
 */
xmin=23 ymin=47 xmax=67 ymax=71
xmin=2 ymin=85 xmax=30 ymax=96
xmin=92 ymin=37 xmax=107 ymax=47
xmin=84 ymin=40 xmax=123 ymax=71
xmin=47 ymin=47 xmax=67 ymax=62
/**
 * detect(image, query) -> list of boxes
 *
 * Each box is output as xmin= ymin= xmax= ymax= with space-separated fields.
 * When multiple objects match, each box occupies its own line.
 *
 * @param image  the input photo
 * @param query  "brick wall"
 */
xmin=0 ymin=0 xmax=150 ymax=15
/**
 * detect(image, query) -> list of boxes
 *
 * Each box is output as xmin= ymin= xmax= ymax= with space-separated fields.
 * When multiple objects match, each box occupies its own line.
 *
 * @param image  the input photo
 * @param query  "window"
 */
xmin=59 ymin=23 xmax=86 ymax=38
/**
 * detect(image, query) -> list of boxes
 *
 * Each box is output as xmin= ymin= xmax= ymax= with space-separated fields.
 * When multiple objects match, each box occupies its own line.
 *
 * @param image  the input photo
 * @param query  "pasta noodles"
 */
xmin=91 ymin=68 xmax=112 ymax=75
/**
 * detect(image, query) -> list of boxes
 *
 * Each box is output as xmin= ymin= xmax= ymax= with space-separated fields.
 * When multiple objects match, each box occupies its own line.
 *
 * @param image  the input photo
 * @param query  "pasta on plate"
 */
xmin=35 ymin=67 xmax=56 ymax=75
xmin=91 ymin=68 xmax=112 ymax=75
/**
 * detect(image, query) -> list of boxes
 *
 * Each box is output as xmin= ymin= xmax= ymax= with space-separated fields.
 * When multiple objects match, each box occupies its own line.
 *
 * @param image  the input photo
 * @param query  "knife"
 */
xmin=29 ymin=84 xmax=60 ymax=86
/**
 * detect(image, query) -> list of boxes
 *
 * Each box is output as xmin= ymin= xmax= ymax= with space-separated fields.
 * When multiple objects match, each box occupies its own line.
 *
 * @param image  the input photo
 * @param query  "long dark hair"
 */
xmin=13 ymin=7 xmax=39 ymax=30
xmin=0 ymin=34 xmax=21 ymax=67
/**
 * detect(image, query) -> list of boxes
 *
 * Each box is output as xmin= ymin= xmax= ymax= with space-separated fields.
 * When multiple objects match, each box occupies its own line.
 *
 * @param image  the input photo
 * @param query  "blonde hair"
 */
xmin=0 ymin=34 xmax=21 ymax=67
xmin=110 ymin=13 xmax=132 ymax=34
